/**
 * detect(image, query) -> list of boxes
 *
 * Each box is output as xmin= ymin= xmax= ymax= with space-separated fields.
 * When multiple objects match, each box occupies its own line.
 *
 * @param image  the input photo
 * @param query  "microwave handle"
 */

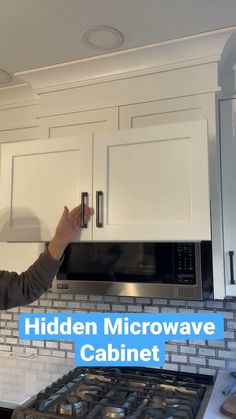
xmin=80 ymin=192 xmax=88 ymax=228
xmin=229 ymin=251 xmax=235 ymax=285
xmin=96 ymin=191 xmax=103 ymax=228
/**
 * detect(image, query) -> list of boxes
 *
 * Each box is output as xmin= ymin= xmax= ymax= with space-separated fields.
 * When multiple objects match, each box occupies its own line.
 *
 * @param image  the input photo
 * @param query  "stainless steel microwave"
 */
xmin=52 ymin=242 xmax=213 ymax=300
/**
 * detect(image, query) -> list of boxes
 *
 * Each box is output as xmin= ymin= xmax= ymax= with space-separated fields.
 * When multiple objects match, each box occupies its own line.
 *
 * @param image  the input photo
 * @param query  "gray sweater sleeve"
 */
xmin=0 ymin=249 xmax=61 ymax=310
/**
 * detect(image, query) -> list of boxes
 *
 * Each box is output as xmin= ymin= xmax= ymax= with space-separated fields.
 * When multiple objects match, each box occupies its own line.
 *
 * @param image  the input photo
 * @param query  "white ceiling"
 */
xmin=1 ymin=0 xmax=236 ymax=81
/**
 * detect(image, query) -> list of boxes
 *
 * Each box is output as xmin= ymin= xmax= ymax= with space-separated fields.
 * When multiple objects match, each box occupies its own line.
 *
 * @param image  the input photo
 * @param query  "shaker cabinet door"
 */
xmin=0 ymin=137 xmax=92 ymax=242
xmin=93 ymin=120 xmax=211 ymax=241
xmin=39 ymin=107 xmax=118 ymax=138
xmin=220 ymin=99 xmax=236 ymax=296
xmin=119 ymin=96 xmax=211 ymax=129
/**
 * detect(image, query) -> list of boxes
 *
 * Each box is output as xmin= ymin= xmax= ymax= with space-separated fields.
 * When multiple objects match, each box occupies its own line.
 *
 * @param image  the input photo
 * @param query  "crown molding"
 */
xmin=15 ymin=27 xmax=236 ymax=93
xmin=33 ymin=56 xmax=220 ymax=95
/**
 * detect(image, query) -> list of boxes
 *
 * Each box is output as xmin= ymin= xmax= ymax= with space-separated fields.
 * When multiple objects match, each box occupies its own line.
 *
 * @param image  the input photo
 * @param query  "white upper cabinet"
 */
xmin=119 ymin=96 xmax=212 ymax=130
xmin=0 ymin=137 xmax=92 ymax=242
xmin=0 ymin=121 xmax=210 ymax=243
xmin=220 ymin=99 xmax=236 ymax=296
xmin=93 ymin=120 xmax=211 ymax=241
xmin=39 ymin=107 xmax=118 ymax=138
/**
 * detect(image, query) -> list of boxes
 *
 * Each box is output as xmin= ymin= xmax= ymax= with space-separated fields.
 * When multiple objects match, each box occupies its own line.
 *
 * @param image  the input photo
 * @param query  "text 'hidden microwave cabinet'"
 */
xmin=0 ymin=120 xmax=210 ymax=242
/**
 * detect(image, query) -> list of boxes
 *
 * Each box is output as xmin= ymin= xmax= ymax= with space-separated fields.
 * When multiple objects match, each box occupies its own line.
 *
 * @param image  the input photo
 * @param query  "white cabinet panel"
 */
xmin=220 ymin=99 xmax=236 ymax=296
xmin=0 ymin=137 xmax=92 ymax=242
xmin=39 ymin=108 xmax=118 ymax=138
xmin=0 ymin=126 xmax=39 ymax=143
xmin=119 ymin=96 xmax=212 ymax=129
xmin=93 ymin=120 xmax=211 ymax=241
xmin=107 ymin=140 xmax=190 ymax=223
xmin=0 ymin=243 xmax=44 ymax=273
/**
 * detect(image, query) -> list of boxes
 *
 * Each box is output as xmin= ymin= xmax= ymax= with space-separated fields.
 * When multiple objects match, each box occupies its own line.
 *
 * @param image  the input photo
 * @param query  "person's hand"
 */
xmin=48 ymin=205 xmax=91 ymax=260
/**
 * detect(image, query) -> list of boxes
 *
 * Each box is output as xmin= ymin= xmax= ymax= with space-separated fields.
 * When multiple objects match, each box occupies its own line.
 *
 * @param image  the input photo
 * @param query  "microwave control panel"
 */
xmin=175 ymin=243 xmax=195 ymax=284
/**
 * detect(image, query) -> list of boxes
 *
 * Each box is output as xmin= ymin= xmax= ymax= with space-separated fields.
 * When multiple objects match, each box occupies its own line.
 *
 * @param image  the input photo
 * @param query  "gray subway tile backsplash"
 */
xmin=189 ymin=356 xmax=207 ymax=366
xmin=180 ymin=346 xmax=197 ymax=355
xmin=199 ymin=348 xmax=216 ymax=357
xmin=208 ymin=358 xmax=226 ymax=368
xmin=181 ymin=365 xmax=197 ymax=374
xmin=0 ymin=292 xmax=235 ymax=377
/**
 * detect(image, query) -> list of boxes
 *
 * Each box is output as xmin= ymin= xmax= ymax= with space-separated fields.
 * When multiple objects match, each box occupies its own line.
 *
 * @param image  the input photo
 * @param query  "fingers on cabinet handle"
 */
xmin=229 ymin=251 xmax=235 ymax=285
xmin=96 ymin=191 xmax=103 ymax=228
xmin=81 ymin=192 xmax=88 ymax=228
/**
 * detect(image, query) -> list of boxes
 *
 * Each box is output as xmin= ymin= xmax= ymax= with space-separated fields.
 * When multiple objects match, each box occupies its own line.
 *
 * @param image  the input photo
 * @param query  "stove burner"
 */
xmin=59 ymin=396 xmax=87 ymax=416
xmin=76 ymin=385 xmax=101 ymax=401
xmin=102 ymin=405 xmax=125 ymax=418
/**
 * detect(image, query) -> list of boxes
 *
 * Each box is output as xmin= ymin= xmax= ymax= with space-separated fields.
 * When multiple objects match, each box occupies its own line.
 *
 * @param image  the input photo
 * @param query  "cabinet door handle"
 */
xmin=229 ymin=251 xmax=235 ymax=285
xmin=80 ymin=192 xmax=88 ymax=228
xmin=96 ymin=191 xmax=103 ymax=228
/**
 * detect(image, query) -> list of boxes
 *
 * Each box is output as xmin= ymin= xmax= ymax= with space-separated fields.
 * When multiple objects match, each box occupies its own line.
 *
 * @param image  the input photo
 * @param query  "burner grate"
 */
xmin=11 ymin=367 xmax=214 ymax=419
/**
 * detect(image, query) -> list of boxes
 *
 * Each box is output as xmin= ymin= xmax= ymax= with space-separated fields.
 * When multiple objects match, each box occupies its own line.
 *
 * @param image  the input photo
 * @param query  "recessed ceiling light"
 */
xmin=0 ymin=69 xmax=12 ymax=85
xmin=81 ymin=25 xmax=124 ymax=51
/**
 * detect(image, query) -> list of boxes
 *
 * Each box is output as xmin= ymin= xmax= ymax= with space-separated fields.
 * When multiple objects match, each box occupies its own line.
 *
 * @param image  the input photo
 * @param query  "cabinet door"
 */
xmin=0 ymin=137 xmax=92 ymax=242
xmin=119 ymin=96 xmax=212 ymax=129
xmin=93 ymin=120 xmax=210 ymax=241
xmin=220 ymin=99 xmax=236 ymax=296
xmin=39 ymin=108 xmax=118 ymax=138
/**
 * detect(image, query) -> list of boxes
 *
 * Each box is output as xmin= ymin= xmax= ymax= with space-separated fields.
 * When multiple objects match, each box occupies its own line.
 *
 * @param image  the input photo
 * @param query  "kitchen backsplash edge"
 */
xmin=0 ymin=292 xmax=236 ymax=376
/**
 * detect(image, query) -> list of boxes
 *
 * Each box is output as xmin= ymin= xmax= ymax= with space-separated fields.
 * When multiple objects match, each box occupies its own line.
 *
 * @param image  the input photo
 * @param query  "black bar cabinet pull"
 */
xmin=229 ymin=251 xmax=235 ymax=285
xmin=80 ymin=192 xmax=88 ymax=228
xmin=96 ymin=191 xmax=103 ymax=228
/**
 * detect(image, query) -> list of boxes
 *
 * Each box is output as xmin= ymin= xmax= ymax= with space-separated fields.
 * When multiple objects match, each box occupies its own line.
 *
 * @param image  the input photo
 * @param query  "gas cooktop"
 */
xmin=12 ymin=367 xmax=214 ymax=419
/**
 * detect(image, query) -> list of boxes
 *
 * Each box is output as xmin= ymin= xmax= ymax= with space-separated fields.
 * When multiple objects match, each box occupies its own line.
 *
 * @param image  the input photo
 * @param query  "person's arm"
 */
xmin=0 ymin=205 xmax=90 ymax=310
